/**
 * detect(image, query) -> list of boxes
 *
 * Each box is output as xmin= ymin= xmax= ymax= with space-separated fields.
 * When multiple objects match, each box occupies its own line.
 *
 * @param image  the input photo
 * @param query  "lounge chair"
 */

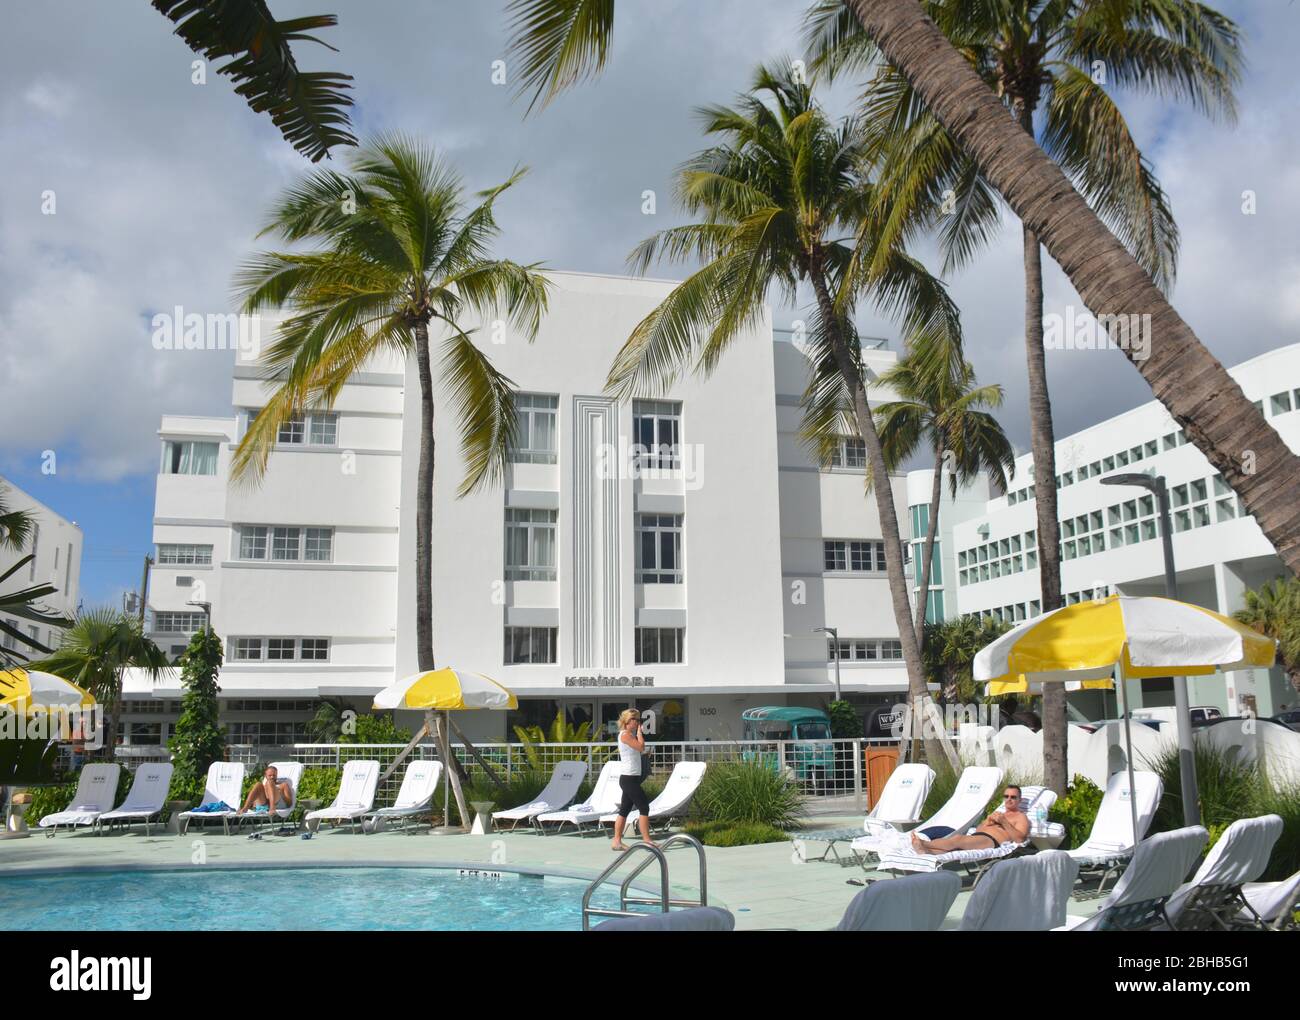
xmin=232 ymin=761 xmax=304 ymax=833
xmin=1059 ymin=825 xmax=1208 ymax=931
xmin=304 ymin=759 xmax=379 ymax=833
xmin=959 ymin=851 xmax=1080 ymax=931
xmin=875 ymin=785 xmax=1059 ymax=883
xmin=1163 ymin=814 xmax=1283 ymax=930
xmin=593 ymin=906 xmax=735 ymax=931
xmin=38 ymin=763 xmax=121 ymax=835
xmin=1067 ymin=770 xmax=1163 ymax=895
xmin=492 ymin=760 xmax=587 ymax=830
xmin=537 ymin=759 xmax=621 ymax=834
xmin=835 ymin=871 xmax=961 ymax=931
xmin=178 ymin=762 xmax=247 ymax=835
xmin=599 ymin=761 xmax=707 ymax=831
xmin=792 ymin=763 xmax=935 ymax=863
xmin=1239 ymin=868 xmax=1300 ymax=931
xmin=850 ymin=765 xmax=1003 ymax=867
xmin=362 ymin=760 xmax=442 ymax=832
xmin=98 ymin=763 xmax=173 ymax=835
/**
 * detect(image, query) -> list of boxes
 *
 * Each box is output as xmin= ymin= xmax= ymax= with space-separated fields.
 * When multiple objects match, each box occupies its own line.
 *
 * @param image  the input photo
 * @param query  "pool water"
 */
xmin=0 ymin=867 xmax=622 ymax=931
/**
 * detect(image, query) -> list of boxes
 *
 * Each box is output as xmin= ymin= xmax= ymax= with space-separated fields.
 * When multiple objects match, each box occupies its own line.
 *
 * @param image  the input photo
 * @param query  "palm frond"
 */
xmin=505 ymin=0 xmax=615 ymax=113
xmin=438 ymin=329 xmax=519 ymax=497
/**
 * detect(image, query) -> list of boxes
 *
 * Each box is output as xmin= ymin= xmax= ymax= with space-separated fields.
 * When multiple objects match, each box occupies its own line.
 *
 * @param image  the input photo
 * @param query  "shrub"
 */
xmin=1048 ymin=774 xmax=1104 ymax=850
xmin=1251 ymin=780 xmax=1300 ymax=881
xmin=920 ymin=763 xmax=958 ymax=820
xmin=1147 ymin=744 xmax=1258 ymax=835
xmin=296 ymin=767 xmax=341 ymax=809
xmin=342 ymin=714 xmax=411 ymax=745
xmin=684 ymin=819 xmax=789 ymax=847
xmin=167 ymin=628 xmax=225 ymax=805
xmin=827 ymin=701 xmax=860 ymax=738
xmin=691 ymin=760 xmax=805 ymax=829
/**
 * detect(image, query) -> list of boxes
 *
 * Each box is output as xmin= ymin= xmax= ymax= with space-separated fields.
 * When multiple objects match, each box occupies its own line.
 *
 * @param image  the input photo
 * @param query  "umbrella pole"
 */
xmin=1116 ymin=660 xmax=1140 ymax=844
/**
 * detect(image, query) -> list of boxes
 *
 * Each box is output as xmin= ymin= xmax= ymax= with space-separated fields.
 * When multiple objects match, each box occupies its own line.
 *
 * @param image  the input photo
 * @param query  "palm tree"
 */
xmin=873 ymin=354 xmax=1015 ymax=642
xmin=0 ymin=484 xmax=69 ymax=668
xmin=231 ymin=134 xmax=549 ymax=827
xmin=606 ymin=63 xmax=963 ymax=767
xmin=31 ymin=608 xmax=169 ymax=755
xmin=151 ymin=0 xmax=355 ymax=162
xmin=807 ymin=0 xmax=1242 ymax=793
xmin=922 ymin=614 xmax=1012 ymax=704
xmin=1234 ymin=579 xmax=1300 ymax=694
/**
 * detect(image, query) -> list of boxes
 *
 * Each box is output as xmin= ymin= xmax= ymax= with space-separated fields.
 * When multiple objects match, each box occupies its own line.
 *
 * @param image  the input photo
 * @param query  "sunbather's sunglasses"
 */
xmin=1003 ymin=793 xmax=1019 ymax=800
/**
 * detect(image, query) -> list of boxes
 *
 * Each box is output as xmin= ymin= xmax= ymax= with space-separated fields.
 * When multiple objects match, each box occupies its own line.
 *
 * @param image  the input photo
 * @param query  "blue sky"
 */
xmin=2 ymin=0 xmax=1297 ymax=608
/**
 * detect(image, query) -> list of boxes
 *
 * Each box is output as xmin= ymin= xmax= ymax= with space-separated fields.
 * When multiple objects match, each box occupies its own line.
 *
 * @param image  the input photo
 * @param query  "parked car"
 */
xmin=740 ymin=706 xmax=835 ymax=790
xmin=1269 ymin=709 xmax=1300 ymax=732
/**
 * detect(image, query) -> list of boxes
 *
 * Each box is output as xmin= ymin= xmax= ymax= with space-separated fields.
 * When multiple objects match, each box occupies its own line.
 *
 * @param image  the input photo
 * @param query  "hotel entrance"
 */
xmin=504 ymin=697 xmax=687 ymax=742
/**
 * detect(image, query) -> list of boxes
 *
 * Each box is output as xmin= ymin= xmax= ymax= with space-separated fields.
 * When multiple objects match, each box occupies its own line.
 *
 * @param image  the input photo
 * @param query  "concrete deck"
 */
xmin=0 ymin=815 xmax=1106 ymax=930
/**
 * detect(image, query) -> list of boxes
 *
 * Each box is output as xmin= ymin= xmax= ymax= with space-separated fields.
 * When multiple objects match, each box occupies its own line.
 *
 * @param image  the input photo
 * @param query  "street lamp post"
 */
xmin=1101 ymin=471 xmax=1201 ymax=827
xmin=814 ymin=626 xmax=842 ymax=702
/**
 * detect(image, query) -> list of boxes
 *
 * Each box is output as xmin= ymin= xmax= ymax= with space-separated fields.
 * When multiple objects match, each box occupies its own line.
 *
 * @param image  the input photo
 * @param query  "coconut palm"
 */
xmin=31 ymin=608 xmax=169 ymax=755
xmin=875 ymin=354 xmax=1015 ymax=641
xmin=231 ymin=134 xmax=549 ymax=827
xmin=606 ymin=63 xmax=963 ymax=766
xmin=922 ymin=614 xmax=1012 ymax=704
xmin=1234 ymin=579 xmax=1300 ymax=694
xmin=0 ymin=484 xmax=69 ymax=668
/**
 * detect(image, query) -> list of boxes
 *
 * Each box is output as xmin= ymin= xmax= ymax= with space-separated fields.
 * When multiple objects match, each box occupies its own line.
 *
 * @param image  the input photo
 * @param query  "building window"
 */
xmin=278 ymin=416 xmax=305 ymax=444
xmin=157 ymin=544 xmax=213 ymax=565
xmin=504 ymin=626 xmax=557 ymax=664
xmin=271 ymin=527 xmax=301 ymax=561
xmin=833 ymin=638 xmax=903 ymax=662
xmin=823 ymin=540 xmax=887 ymax=573
xmin=826 ymin=436 xmax=866 ymax=470
xmin=510 ymin=394 xmax=558 ymax=464
xmin=635 ymin=627 xmax=684 ymax=664
xmin=632 ymin=400 xmax=682 ymax=469
xmin=152 ymin=611 xmax=207 ymax=633
xmin=504 ymin=509 xmax=557 ymax=581
xmin=304 ymin=528 xmax=333 ymax=561
xmin=308 ymin=412 xmax=338 ymax=445
xmin=232 ymin=638 xmax=264 ymax=661
xmin=264 ymin=410 xmax=338 ymax=446
xmin=267 ymin=638 xmax=296 ymax=660
xmin=229 ymin=637 xmax=328 ymax=662
xmin=300 ymin=638 xmax=329 ymax=661
xmin=238 ymin=526 xmax=268 ymax=560
xmin=236 ymin=525 xmax=332 ymax=562
xmin=636 ymin=513 xmax=683 ymax=583
xmin=161 ymin=440 xmax=218 ymax=476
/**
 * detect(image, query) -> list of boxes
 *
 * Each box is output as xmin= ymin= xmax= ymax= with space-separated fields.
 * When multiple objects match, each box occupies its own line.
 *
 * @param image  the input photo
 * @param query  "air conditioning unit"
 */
xmin=176 ymin=576 xmax=194 ymax=587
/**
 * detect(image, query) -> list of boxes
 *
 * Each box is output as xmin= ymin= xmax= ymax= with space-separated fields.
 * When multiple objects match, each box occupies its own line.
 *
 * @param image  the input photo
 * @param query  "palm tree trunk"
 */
xmin=914 ymin=444 xmax=945 ymax=642
xmin=847 ymin=0 xmax=1300 ymax=582
xmin=810 ymin=268 xmax=952 ymax=771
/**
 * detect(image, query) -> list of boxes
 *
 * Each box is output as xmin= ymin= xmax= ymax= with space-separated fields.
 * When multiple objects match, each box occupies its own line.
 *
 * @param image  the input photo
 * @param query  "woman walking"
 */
xmin=611 ymin=708 xmax=654 ymax=851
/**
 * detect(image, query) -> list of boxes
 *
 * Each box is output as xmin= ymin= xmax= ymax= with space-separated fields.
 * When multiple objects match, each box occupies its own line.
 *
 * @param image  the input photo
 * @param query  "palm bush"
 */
xmin=691 ymin=760 xmax=805 ymax=830
xmin=1147 ymin=743 xmax=1258 ymax=835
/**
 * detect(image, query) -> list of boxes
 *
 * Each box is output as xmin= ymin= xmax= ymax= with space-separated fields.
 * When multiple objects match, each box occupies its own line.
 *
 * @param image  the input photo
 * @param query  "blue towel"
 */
xmin=192 ymin=801 xmax=233 ymax=814
xmin=251 ymin=804 xmax=269 ymax=813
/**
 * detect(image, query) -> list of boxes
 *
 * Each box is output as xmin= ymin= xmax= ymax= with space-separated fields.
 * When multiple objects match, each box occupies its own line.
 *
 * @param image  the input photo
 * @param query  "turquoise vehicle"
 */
xmin=741 ymin=707 xmax=836 ymax=788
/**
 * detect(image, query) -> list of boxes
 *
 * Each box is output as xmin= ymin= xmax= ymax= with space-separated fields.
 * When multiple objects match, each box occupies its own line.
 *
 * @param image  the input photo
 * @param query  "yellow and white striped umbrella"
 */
xmin=977 ymin=594 xmax=1275 ymax=696
xmin=0 ymin=668 xmax=95 ymax=713
xmin=372 ymin=667 xmax=517 ymax=712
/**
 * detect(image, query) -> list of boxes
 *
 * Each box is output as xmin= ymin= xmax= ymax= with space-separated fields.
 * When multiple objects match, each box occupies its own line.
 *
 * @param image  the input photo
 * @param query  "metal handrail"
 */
xmin=581 ymin=842 xmax=670 ymax=931
xmin=619 ymin=833 xmax=707 ymax=911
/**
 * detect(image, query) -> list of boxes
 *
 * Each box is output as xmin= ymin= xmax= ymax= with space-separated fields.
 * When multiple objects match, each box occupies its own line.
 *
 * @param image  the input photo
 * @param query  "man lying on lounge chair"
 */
xmin=238 ymin=765 xmax=293 ymax=815
xmin=910 ymin=786 xmax=1030 ymax=855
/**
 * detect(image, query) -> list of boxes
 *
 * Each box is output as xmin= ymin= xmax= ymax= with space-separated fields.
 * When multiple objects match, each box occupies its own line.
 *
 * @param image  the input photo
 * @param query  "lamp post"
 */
xmin=1100 ymin=471 xmax=1201 ymax=826
xmin=814 ymin=626 xmax=842 ymax=702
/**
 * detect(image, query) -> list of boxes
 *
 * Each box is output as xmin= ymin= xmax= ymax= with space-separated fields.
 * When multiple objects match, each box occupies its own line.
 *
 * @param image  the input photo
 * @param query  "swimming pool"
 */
xmin=0 ymin=867 xmax=623 ymax=931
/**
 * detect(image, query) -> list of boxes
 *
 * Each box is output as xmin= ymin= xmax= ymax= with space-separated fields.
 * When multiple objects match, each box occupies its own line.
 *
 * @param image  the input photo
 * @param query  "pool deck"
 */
xmin=0 ymin=816 xmax=1105 ymax=930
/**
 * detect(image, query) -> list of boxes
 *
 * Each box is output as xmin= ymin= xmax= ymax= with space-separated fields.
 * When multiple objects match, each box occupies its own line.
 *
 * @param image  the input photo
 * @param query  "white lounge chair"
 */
xmin=493 ymin=760 xmax=587 ymax=830
xmin=304 ymin=759 xmax=379 ymax=832
xmin=835 ymin=871 xmax=961 ymax=931
xmin=793 ymin=763 xmax=935 ymax=863
xmin=959 ymin=851 xmax=1080 ymax=931
xmin=98 ymin=763 xmax=173 ymax=835
xmin=875 ymin=785 xmax=1059 ymax=882
xmin=851 ymin=765 xmax=1003 ymax=866
xmin=599 ymin=761 xmax=707 ymax=830
xmin=232 ymin=761 xmax=304 ymax=832
xmin=39 ymin=763 xmax=121 ymax=835
xmin=1239 ymin=868 xmax=1300 ymax=931
xmin=593 ymin=906 xmax=735 ymax=931
xmin=1164 ymin=814 xmax=1283 ymax=930
xmin=362 ymin=760 xmax=442 ymax=832
xmin=1067 ymin=770 xmax=1163 ymax=895
xmin=1060 ymin=825 xmax=1208 ymax=931
xmin=537 ymin=759 xmax=621 ymax=834
xmin=178 ymin=761 xmax=247 ymax=835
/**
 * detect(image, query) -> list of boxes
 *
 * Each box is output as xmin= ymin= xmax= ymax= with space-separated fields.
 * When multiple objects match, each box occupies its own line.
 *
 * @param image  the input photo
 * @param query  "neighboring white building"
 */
xmin=944 ymin=343 xmax=1300 ymax=719
xmin=0 ymin=476 xmax=82 ymax=660
xmin=135 ymin=271 xmax=921 ymax=748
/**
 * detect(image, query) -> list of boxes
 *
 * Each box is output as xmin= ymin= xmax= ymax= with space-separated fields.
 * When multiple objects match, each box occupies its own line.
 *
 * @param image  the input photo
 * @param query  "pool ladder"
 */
xmin=580 ymin=833 xmax=708 ymax=930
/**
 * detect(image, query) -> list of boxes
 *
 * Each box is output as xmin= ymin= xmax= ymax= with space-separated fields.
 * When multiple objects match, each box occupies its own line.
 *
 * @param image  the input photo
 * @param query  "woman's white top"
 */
xmin=618 ymin=733 xmax=642 ymax=777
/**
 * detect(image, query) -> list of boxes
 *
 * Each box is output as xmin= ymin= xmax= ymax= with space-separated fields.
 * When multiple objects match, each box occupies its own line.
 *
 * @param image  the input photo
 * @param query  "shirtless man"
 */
xmin=238 ymin=765 xmax=293 ymax=815
xmin=910 ymin=786 xmax=1030 ymax=855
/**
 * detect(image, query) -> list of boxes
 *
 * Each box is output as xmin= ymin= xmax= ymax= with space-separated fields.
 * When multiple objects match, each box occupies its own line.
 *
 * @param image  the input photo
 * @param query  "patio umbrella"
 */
xmin=373 ymin=668 xmax=517 ymax=831
xmin=974 ymin=595 xmax=1275 ymax=836
xmin=0 ymin=668 xmax=95 ymax=713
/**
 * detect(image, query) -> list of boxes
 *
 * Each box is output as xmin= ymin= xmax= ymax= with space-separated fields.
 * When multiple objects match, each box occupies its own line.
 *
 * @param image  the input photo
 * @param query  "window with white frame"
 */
xmin=157 ymin=544 xmax=213 ymax=565
xmin=235 ymin=525 xmax=333 ymax=562
xmin=504 ymin=509 xmax=557 ymax=581
xmin=823 ymin=540 xmax=887 ymax=572
xmin=635 ymin=627 xmax=683 ymax=664
xmin=229 ymin=637 xmax=329 ymax=662
xmin=510 ymin=394 xmax=558 ymax=464
xmin=308 ymin=412 xmax=338 ymax=445
xmin=826 ymin=436 xmax=866 ymax=470
xmin=238 ymin=526 xmax=268 ymax=560
xmin=833 ymin=638 xmax=903 ymax=662
xmin=160 ymin=440 xmax=218 ymax=475
xmin=636 ymin=513 xmax=683 ymax=583
xmin=632 ymin=400 xmax=681 ymax=469
xmin=262 ymin=410 xmax=338 ymax=446
xmin=152 ymin=611 xmax=207 ymax=632
xmin=504 ymin=626 xmax=557 ymax=664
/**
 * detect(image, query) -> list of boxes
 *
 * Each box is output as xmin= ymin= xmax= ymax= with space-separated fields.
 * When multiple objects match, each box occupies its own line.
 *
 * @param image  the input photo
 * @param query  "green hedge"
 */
xmin=683 ymin=820 xmax=789 ymax=847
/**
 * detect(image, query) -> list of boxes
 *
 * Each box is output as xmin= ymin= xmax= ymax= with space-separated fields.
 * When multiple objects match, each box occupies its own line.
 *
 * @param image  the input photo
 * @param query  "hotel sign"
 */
xmin=563 ymin=675 xmax=655 ymax=688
